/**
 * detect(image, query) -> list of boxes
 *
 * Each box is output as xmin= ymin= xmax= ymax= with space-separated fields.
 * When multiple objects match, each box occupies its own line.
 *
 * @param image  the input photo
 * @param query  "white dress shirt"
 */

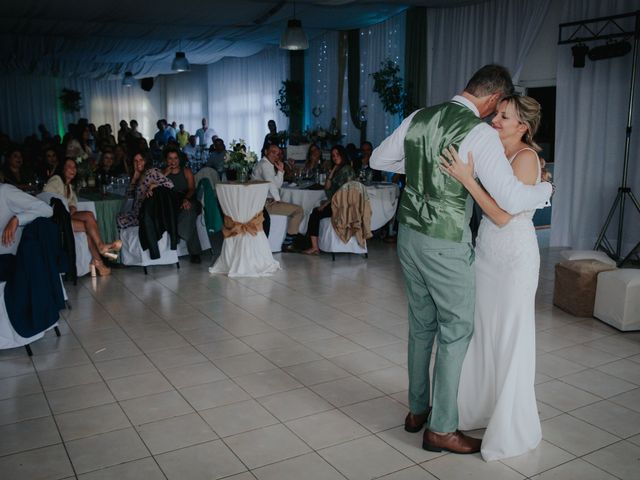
xmin=251 ymin=158 xmax=283 ymax=201
xmin=195 ymin=127 xmax=217 ymax=148
xmin=370 ymin=95 xmax=552 ymax=214
xmin=0 ymin=184 xmax=53 ymax=255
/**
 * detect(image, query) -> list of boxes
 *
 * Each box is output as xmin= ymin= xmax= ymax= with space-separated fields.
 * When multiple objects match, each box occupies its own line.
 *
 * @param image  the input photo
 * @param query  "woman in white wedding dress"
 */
xmin=440 ymin=95 xmax=545 ymax=461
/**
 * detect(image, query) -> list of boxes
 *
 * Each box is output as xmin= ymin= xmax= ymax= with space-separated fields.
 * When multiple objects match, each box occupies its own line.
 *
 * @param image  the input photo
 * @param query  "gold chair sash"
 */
xmin=222 ymin=211 xmax=264 ymax=238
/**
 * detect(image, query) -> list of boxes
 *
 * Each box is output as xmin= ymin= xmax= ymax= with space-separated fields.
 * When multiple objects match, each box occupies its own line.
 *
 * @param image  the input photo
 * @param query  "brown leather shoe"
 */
xmin=404 ymin=408 xmax=431 ymax=433
xmin=422 ymin=430 xmax=481 ymax=454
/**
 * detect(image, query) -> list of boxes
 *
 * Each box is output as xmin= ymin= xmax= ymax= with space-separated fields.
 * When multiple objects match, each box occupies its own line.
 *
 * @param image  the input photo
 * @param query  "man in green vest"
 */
xmin=370 ymin=65 xmax=552 ymax=454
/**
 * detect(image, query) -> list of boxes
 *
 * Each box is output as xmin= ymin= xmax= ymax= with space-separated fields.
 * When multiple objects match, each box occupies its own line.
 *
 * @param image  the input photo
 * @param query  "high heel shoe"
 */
xmin=90 ymin=259 xmax=111 ymax=277
xmin=99 ymin=240 xmax=122 ymax=260
xmin=99 ymin=249 xmax=118 ymax=261
xmin=109 ymin=240 xmax=122 ymax=252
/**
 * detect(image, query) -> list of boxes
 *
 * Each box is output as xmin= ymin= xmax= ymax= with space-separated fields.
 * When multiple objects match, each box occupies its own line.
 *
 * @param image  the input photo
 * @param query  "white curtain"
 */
xmin=207 ymin=47 xmax=289 ymax=154
xmin=306 ymin=31 xmax=341 ymax=133
xmin=0 ymin=74 xmax=164 ymax=141
xmin=163 ymin=65 xmax=209 ymax=135
xmin=551 ymin=0 xmax=640 ymax=254
xmin=359 ymin=12 xmax=406 ymax=147
xmin=426 ymin=0 xmax=552 ymax=105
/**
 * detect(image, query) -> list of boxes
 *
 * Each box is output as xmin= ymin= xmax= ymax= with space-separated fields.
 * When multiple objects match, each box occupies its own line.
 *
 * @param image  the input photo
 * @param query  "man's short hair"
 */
xmin=464 ymin=64 xmax=513 ymax=98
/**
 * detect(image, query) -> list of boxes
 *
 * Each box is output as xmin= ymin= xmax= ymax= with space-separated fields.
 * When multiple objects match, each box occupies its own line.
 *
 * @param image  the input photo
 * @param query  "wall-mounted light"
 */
xmin=588 ymin=40 xmax=632 ymax=61
xmin=171 ymin=52 xmax=190 ymax=72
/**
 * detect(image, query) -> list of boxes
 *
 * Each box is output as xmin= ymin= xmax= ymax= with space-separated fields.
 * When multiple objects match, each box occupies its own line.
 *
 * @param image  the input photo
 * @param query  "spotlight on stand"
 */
xmin=588 ymin=40 xmax=632 ymax=61
xmin=572 ymin=43 xmax=589 ymax=68
xmin=122 ymin=71 xmax=134 ymax=87
xmin=171 ymin=52 xmax=190 ymax=72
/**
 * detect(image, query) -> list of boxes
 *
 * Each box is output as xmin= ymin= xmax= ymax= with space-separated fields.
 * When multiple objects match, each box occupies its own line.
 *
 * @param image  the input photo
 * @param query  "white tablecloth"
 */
xmin=279 ymin=187 xmax=326 ymax=234
xmin=209 ymin=182 xmax=280 ymax=277
xmin=279 ymin=182 xmax=399 ymax=234
xmin=367 ymin=183 xmax=400 ymax=230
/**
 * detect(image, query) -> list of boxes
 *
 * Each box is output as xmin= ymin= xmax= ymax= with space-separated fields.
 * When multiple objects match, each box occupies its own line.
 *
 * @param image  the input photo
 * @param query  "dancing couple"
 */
xmin=371 ymin=64 xmax=552 ymax=461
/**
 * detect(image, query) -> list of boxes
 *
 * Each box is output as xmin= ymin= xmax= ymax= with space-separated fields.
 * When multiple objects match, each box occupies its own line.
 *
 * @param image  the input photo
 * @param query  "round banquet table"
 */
xmin=77 ymin=192 xmax=127 ymax=244
xmin=279 ymin=182 xmax=399 ymax=234
xmin=279 ymin=186 xmax=326 ymax=234
xmin=209 ymin=181 xmax=280 ymax=277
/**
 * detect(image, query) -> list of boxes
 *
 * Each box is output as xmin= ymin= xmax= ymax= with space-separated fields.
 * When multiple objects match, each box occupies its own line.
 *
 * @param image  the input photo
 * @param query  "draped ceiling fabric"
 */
xmin=426 ymin=0 xmax=552 ymax=105
xmin=551 ymin=0 xmax=640 ymax=254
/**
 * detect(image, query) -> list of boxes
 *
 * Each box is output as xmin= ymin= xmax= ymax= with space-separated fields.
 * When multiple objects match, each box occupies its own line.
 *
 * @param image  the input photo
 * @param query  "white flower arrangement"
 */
xmin=226 ymin=139 xmax=258 ymax=171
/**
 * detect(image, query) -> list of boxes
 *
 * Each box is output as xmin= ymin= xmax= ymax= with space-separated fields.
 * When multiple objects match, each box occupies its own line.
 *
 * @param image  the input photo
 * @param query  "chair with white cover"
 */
xmin=120 ymin=227 xmax=179 ymax=274
xmin=177 ymin=214 xmax=213 ymax=256
xmin=37 ymin=192 xmax=92 ymax=277
xmin=267 ymin=214 xmax=288 ymax=253
xmin=318 ymin=181 xmax=371 ymax=261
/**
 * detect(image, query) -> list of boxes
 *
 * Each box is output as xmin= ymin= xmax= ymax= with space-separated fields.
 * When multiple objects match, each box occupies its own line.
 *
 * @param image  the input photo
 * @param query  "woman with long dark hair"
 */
xmin=303 ymin=145 xmax=354 ymax=255
xmin=43 ymin=158 xmax=121 ymax=276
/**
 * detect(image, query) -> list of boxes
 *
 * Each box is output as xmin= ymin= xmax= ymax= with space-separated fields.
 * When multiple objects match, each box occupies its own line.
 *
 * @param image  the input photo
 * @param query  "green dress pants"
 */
xmin=397 ymin=223 xmax=475 ymax=433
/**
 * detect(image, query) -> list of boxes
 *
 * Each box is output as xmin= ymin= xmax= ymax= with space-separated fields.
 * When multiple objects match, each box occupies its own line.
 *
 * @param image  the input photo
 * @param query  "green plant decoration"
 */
xmin=371 ymin=59 xmax=409 ymax=116
xmin=59 ymin=88 xmax=82 ymax=113
xmin=276 ymin=80 xmax=303 ymax=118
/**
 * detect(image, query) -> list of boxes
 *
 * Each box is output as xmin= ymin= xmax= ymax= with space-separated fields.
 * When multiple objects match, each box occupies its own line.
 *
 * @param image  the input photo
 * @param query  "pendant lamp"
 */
xmin=122 ymin=71 xmax=134 ymax=87
xmin=280 ymin=1 xmax=308 ymax=50
xmin=171 ymin=52 xmax=190 ymax=72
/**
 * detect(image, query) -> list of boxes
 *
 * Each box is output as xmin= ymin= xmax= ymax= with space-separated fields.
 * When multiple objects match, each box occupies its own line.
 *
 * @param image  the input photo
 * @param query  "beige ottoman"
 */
xmin=594 ymin=269 xmax=640 ymax=331
xmin=553 ymin=260 xmax=617 ymax=317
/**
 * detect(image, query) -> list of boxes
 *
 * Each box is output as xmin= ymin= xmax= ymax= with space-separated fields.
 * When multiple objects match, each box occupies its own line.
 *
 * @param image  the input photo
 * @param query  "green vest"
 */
xmin=399 ymin=102 xmax=482 ymax=243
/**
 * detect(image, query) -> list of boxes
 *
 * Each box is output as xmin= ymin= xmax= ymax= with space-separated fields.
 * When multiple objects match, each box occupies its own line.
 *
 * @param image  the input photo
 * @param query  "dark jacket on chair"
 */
xmin=1 ymin=217 xmax=65 ymax=338
xmin=48 ymin=197 xmax=76 ymax=282
xmin=138 ymin=186 xmax=180 ymax=259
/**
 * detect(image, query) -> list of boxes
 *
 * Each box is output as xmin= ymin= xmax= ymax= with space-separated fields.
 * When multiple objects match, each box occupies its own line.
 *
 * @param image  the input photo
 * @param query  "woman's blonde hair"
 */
xmin=501 ymin=95 xmax=542 ymax=152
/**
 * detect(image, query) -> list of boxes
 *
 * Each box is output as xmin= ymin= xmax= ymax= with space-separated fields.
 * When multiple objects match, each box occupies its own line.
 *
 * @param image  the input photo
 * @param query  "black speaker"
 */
xmin=140 ymin=77 xmax=154 ymax=92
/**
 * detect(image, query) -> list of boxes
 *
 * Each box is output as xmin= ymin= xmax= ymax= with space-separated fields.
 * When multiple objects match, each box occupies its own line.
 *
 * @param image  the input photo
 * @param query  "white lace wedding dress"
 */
xmin=457 ymin=148 xmax=542 ymax=461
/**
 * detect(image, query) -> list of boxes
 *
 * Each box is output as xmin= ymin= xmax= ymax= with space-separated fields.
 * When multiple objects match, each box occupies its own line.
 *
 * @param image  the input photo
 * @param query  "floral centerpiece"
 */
xmin=304 ymin=118 xmax=343 ymax=148
xmin=225 ymin=139 xmax=258 ymax=182
xmin=75 ymin=155 xmax=97 ymax=187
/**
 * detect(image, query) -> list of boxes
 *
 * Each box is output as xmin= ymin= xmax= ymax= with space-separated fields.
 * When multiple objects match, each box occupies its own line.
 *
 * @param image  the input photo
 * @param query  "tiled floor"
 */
xmin=1 ymin=240 xmax=639 ymax=479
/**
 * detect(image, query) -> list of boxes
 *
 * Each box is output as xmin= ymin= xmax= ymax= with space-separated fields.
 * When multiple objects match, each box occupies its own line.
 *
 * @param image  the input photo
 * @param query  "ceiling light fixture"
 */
xmin=122 ymin=71 xmax=134 ymax=87
xmin=571 ymin=43 xmax=589 ymax=68
xmin=171 ymin=51 xmax=190 ymax=72
xmin=280 ymin=1 xmax=309 ymax=50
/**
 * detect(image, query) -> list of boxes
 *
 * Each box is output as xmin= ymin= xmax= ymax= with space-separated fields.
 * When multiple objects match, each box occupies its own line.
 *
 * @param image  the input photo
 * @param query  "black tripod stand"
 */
xmin=559 ymin=11 xmax=640 ymax=266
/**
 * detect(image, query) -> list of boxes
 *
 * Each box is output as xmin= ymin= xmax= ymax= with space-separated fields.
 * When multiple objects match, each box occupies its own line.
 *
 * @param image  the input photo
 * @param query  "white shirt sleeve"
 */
xmin=459 ymin=124 xmax=552 ymax=214
xmin=370 ymin=110 xmax=421 ymax=174
xmin=5 ymin=185 xmax=53 ymax=225
xmin=251 ymin=159 xmax=282 ymax=201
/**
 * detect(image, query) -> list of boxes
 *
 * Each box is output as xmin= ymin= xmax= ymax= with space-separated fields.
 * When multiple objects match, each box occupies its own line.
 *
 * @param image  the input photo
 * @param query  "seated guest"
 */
xmin=358 ymin=141 xmax=382 ymax=182
xmin=96 ymin=149 xmax=125 ymax=180
xmin=163 ymin=146 xmax=202 ymax=263
xmin=303 ymin=145 xmax=355 ymax=255
xmin=39 ymin=147 xmax=60 ymax=181
xmin=43 ymin=158 xmax=121 ymax=276
xmin=113 ymin=144 xmax=130 ymax=176
xmin=251 ymin=144 xmax=303 ymax=251
xmin=66 ymin=125 xmax=94 ymax=161
xmin=1 ymin=146 xmax=34 ymax=190
xmin=183 ymin=135 xmax=198 ymax=163
xmin=0 ymin=183 xmax=53 ymax=255
xmin=304 ymin=143 xmax=323 ymax=177
xmin=117 ymin=151 xmax=174 ymax=229
xmin=206 ymin=138 xmax=228 ymax=177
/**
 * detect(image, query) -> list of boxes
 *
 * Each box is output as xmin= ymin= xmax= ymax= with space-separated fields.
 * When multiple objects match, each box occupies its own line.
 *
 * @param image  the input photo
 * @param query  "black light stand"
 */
xmin=559 ymin=11 xmax=640 ymax=266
